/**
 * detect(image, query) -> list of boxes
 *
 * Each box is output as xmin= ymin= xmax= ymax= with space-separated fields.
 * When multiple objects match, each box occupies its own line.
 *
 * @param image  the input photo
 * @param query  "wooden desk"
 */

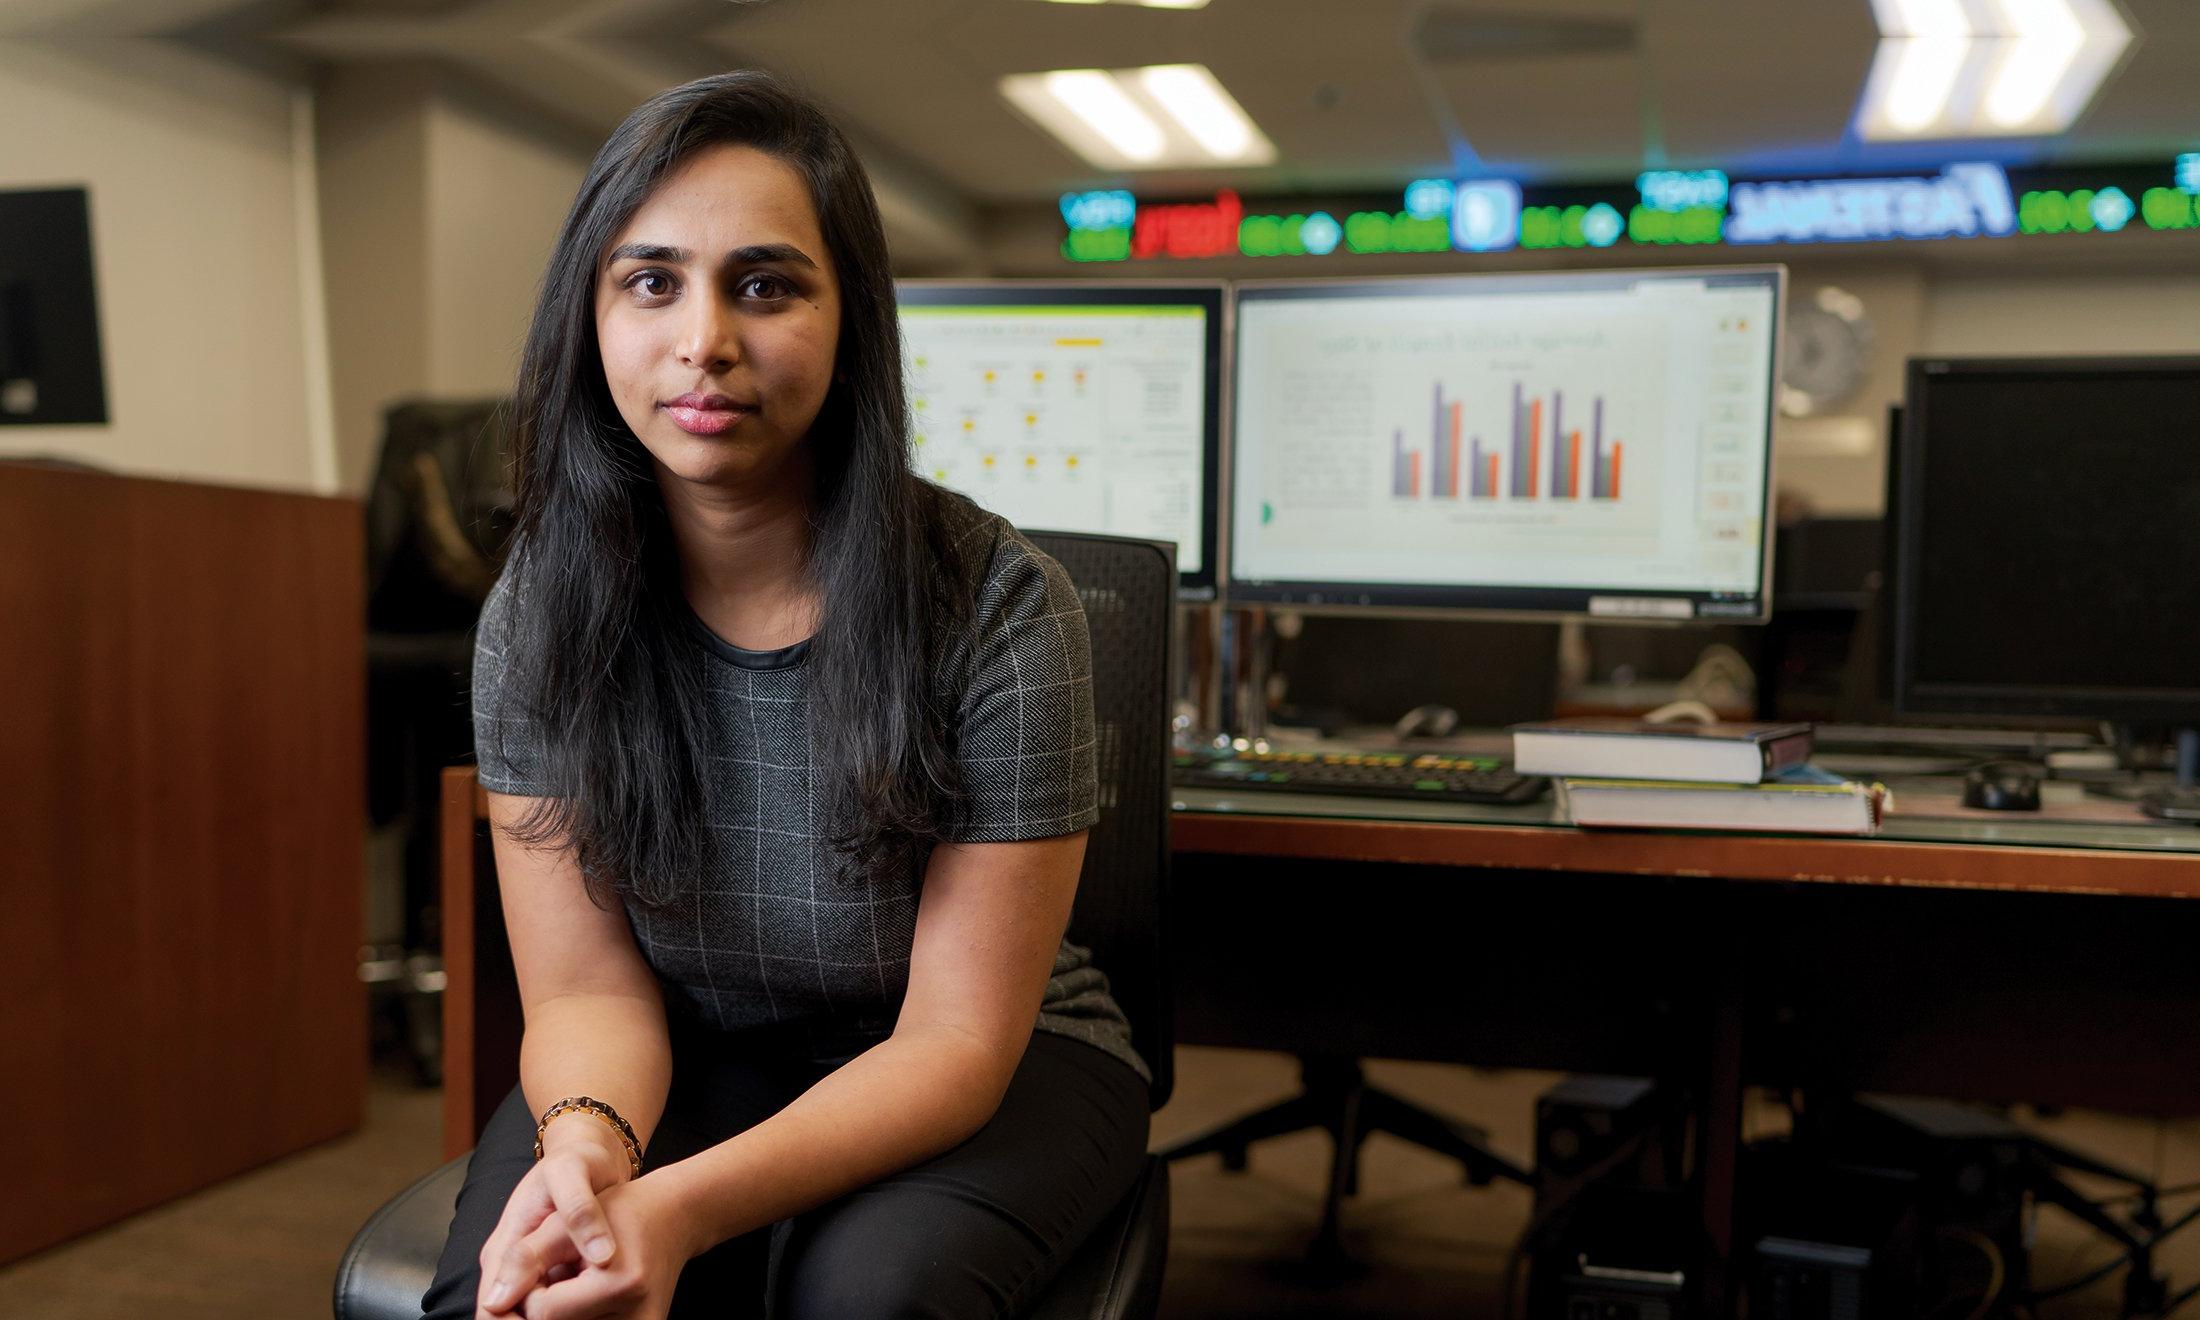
xmin=444 ymin=768 xmax=2200 ymax=1123
xmin=1174 ymin=783 xmax=2200 ymax=899
xmin=1170 ymin=786 xmax=2200 ymax=1316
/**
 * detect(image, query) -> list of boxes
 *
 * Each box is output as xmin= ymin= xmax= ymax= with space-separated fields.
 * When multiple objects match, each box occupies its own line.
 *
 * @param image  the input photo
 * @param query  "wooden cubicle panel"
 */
xmin=0 ymin=463 xmax=367 ymax=1264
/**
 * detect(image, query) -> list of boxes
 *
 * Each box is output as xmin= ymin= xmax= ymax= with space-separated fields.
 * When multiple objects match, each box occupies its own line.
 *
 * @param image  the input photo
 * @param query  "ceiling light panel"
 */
xmin=1001 ymin=64 xmax=1275 ymax=169
xmin=1856 ymin=0 xmax=2131 ymax=140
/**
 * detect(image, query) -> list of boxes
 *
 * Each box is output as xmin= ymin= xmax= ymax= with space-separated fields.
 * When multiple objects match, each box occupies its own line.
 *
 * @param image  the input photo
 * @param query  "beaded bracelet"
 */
xmin=533 ymin=1095 xmax=643 ymax=1179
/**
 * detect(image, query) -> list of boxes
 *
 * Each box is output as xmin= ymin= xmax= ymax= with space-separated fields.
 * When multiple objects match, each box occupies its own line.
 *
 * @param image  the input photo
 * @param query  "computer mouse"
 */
xmin=1393 ymin=703 xmax=1461 ymax=740
xmin=1963 ymin=764 xmax=2042 ymax=812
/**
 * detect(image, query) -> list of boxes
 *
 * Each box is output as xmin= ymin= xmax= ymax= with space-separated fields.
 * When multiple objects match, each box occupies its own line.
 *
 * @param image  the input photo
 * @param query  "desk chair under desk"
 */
xmin=1173 ymin=619 xmax=1562 ymax=1277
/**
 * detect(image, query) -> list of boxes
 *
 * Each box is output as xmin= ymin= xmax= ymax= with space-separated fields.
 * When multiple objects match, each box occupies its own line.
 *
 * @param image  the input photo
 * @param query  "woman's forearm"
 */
xmin=645 ymin=1025 xmax=1016 ymax=1255
xmin=519 ymin=990 xmax=675 ymax=1154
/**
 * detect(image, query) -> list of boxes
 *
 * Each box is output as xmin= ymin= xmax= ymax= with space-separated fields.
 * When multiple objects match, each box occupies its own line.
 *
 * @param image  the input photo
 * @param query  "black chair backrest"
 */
xmin=1024 ymin=531 xmax=1175 ymax=1110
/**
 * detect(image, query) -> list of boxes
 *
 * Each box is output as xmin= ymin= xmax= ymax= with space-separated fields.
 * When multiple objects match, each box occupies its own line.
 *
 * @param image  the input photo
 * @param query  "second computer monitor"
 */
xmin=897 ymin=281 xmax=1225 ymax=598
xmin=1228 ymin=267 xmax=1785 ymax=621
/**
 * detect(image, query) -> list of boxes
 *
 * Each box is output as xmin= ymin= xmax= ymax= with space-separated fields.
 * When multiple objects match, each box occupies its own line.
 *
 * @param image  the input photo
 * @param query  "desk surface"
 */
xmin=458 ymin=776 xmax=2200 ymax=900
xmin=1172 ymin=781 xmax=2200 ymax=900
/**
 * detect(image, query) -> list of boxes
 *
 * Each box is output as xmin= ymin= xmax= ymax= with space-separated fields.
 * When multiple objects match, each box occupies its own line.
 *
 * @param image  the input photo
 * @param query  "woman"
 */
xmin=424 ymin=71 xmax=1150 ymax=1320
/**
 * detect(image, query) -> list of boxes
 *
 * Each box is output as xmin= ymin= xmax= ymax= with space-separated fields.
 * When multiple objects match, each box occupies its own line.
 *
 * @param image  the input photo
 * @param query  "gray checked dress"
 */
xmin=470 ymin=494 xmax=1146 ymax=1082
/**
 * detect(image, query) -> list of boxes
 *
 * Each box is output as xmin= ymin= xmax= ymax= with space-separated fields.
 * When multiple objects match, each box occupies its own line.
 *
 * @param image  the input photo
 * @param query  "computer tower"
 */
xmin=1807 ymin=1095 xmax=2028 ymax=1276
xmin=1559 ymin=1260 xmax=1687 ymax=1320
xmin=1810 ymin=1094 xmax=2029 ymax=1312
xmin=1744 ymin=1140 xmax=1924 ymax=1320
xmin=1544 ymin=1186 xmax=1694 ymax=1320
xmin=1535 ymin=1075 xmax=1664 ymax=1205
xmin=1755 ymin=1235 xmax=1883 ymax=1320
xmin=1530 ymin=1079 xmax=1691 ymax=1320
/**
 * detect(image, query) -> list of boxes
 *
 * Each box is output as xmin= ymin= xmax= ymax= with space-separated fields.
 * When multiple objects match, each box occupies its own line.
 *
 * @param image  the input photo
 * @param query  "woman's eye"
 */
xmin=625 ymin=270 xmax=675 ymax=299
xmin=741 ymin=274 xmax=791 ymax=301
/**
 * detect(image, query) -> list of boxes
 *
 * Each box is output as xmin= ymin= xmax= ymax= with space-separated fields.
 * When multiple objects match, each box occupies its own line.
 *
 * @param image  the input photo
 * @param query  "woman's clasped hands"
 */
xmin=475 ymin=1120 xmax=699 ymax=1320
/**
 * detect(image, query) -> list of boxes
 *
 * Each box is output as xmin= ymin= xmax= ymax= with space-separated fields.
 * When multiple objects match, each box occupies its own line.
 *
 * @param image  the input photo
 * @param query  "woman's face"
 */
xmin=594 ymin=143 xmax=842 ymax=494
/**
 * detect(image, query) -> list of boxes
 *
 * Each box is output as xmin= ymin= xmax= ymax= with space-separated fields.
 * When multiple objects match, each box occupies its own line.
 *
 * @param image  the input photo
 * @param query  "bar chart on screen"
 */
xmin=1389 ymin=380 xmax=1628 ymax=503
xmin=1245 ymin=311 xmax=1673 ymax=553
xmin=1231 ymin=278 xmax=1775 ymax=597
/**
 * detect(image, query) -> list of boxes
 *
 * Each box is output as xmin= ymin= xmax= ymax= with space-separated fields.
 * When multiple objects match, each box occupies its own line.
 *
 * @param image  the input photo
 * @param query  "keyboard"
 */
xmin=1172 ymin=748 xmax=1549 ymax=805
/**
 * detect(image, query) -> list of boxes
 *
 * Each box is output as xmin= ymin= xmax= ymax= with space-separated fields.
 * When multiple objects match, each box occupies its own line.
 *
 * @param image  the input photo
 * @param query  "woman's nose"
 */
xmin=677 ymin=289 xmax=739 ymax=372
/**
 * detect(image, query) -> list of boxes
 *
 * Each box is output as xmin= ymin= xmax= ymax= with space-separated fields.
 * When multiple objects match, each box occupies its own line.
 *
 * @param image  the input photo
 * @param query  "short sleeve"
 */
xmin=471 ymin=570 xmax=556 ymax=797
xmin=947 ymin=537 xmax=1100 ymax=843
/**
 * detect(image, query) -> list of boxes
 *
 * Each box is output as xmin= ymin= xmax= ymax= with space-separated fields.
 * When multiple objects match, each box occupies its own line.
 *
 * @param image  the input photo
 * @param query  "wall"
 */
xmin=317 ymin=63 xmax=432 ymax=498
xmin=0 ymin=39 xmax=320 ymax=492
xmin=318 ymin=70 xmax=592 ymax=495
xmin=422 ymin=87 xmax=590 ymax=400
xmin=1922 ymin=272 xmax=2200 ymax=357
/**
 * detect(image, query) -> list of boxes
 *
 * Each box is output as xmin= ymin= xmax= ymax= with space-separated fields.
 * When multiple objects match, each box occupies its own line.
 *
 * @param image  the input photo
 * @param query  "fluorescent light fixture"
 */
xmin=1888 ymin=0 xmax=1971 ymax=37
xmin=1001 ymin=71 xmax=1166 ymax=165
xmin=1983 ymin=0 xmax=2085 ymax=126
xmin=1138 ymin=65 xmax=1258 ymax=159
xmin=1044 ymin=70 xmax=1166 ymax=161
xmin=1002 ymin=63 xmax=1275 ymax=168
xmin=1857 ymin=0 xmax=2131 ymax=140
xmin=1883 ymin=35 xmax=1971 ymax=129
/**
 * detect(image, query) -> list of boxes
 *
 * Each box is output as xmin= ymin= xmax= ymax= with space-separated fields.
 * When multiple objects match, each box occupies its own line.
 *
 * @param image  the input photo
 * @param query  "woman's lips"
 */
xmin=664 ymin=403 xmax=748 ymax=435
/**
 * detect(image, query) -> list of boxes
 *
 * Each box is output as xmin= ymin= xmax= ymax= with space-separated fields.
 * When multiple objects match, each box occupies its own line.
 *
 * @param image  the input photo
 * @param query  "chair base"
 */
xmin=1156 ymin=1053 xmax=1530 ymax=1280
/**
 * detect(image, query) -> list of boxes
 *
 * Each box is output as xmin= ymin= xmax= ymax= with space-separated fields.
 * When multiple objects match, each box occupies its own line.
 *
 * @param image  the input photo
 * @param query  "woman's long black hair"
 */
xmin=486 ymin=71 xmax=971 ymax=908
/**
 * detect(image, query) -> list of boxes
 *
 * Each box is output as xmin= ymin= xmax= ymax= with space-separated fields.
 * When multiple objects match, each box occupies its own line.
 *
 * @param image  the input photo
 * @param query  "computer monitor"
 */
xmin=1226 ymin=267 xmax=1785 ymax=621
xmin=896 ymin=281 xmax=1224 ymax=599
xmin=1889 ymin=356 xmax=2200 ymax=727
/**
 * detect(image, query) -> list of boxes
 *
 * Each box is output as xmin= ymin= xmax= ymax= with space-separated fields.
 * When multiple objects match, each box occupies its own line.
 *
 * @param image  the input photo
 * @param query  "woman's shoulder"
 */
xmin=472 ymin=548 xmax=547 ymax=689
xmin=927 ymin=483 xmax=1008 ymax=564
xmin=923 ymin=483 xmax=1073 ymax=619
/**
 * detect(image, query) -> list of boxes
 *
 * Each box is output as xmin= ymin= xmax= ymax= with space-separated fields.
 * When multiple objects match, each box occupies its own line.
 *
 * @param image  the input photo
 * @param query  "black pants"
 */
xmin=422 ymin=1030 xmax=1150 ymax=1319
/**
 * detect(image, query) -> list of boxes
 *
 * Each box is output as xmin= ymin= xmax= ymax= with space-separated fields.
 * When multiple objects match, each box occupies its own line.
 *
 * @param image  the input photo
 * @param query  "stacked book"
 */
xmin=1511 ymin=718 xmax=1886 ymax=835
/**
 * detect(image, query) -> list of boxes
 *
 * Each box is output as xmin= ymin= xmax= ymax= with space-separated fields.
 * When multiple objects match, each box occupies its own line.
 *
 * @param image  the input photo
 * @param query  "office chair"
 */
xmin=335 ymin=529 xmax=1178 ymax=1320
xmin=364 ymin=400 xmax=514 ymax=1084
xmin=1158 ymin=1054 xmax=1531 ymax=1278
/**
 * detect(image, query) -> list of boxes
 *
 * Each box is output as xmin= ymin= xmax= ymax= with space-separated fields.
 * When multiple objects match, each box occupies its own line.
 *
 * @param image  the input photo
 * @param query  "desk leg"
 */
xmin=1696 ymin=952 xmax=1746 ymax=1319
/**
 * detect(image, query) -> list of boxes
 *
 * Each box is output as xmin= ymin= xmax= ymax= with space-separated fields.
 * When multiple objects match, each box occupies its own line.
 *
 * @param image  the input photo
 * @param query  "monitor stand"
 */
xmin=2139 ymin=728 xmax=2200 ymax=823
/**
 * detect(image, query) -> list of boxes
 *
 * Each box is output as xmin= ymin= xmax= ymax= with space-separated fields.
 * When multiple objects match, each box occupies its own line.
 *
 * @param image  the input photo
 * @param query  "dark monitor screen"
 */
xmin=1891 ymin=357 xmax=2200 ymax=723
xmin=896 ymin=281 xmax=1225 ymax=599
